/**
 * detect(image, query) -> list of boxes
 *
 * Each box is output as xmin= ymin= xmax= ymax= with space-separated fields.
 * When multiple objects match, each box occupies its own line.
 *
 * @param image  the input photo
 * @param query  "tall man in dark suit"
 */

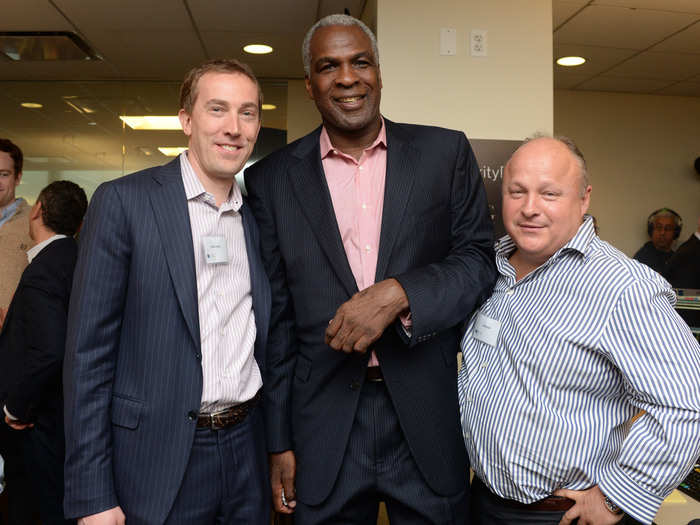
xmin=63 ymin=59 xmax=271 ymax=525
xmin=0 ymin=180 xmax=87 ymax=525
xmin=246 ymin=14 xmax=496 ymax=524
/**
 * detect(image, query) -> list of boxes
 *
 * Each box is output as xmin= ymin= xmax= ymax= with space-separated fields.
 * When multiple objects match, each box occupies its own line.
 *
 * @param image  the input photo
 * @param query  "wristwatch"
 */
xmin=604 ymin=495 xmax=623 ymax=515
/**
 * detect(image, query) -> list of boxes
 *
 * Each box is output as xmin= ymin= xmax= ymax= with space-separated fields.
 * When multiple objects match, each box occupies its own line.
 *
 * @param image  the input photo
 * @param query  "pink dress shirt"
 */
xmin=320 ymin=121 xmax=388 ymax=366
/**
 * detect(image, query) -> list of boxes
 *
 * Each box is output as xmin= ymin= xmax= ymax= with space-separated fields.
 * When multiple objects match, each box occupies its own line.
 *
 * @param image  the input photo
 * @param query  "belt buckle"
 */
xmin=208 ymin=411 xmax=226 ymax=430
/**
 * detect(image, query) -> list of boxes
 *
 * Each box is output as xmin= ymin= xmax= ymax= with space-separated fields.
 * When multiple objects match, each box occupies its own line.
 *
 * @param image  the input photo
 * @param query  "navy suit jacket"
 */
xmin=63 ymin=158 xmax=271 ymax=523
xmin=246 ymin=120 xmax=496 ymax=505
xmin=0 ymin=237 xmax=77 ymax=427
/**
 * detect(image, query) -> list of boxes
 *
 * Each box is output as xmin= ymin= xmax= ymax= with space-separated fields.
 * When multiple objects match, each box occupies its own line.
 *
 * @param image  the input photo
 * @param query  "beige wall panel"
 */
xmin=376 ymin=0 xmax=553 ymax=140
xmin=554 ymin=89 xmax=700 ymax=256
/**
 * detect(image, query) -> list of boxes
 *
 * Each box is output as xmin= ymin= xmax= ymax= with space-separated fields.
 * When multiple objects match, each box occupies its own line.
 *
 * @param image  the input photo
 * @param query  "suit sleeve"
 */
xmin=5 ymin=282 xmax=68 ymax=422
xmin=63 ymin=183 xmax=131 ymax=518
xmin=245 ymin=166 xmax=297 ymax=453
xmin=393 ymin=133 xmax=496 ymax=345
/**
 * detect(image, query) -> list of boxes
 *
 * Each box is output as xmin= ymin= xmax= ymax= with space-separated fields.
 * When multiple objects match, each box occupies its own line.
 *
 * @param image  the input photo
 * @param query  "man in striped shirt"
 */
xmin=459 ymin=135 xmax=700 ymax=525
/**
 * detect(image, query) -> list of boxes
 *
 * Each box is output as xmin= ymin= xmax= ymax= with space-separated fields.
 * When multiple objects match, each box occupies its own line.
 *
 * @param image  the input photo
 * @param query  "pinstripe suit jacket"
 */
xmin=246 ymin=119 xmax=496 ymax=505
xmin=63 ymin=157 xmax=271 ymax=523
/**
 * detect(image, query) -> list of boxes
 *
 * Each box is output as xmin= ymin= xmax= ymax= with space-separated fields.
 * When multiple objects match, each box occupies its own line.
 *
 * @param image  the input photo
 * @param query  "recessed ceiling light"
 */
xmin=87 ymin=121 xmax=97 ymax=126
xmin=262 ymin=104 xmax=277 ymax=110
xmin=556 ymin=56 xmax=586 ymax=67
xmin=21 ymin=102 xmax=43 ymax=109
xmin=243 ymin=44 xmax=273 ymax=55
xmin=120 ymin=116 xmax=182 ymax=130
xmin=158 ymin=147 xmax=188 ymax=157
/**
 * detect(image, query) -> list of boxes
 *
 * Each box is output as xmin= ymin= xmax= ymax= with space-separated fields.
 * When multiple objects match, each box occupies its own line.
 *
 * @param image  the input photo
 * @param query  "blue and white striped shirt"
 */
xmin=458 ymin=216 xmax=700 ymax=524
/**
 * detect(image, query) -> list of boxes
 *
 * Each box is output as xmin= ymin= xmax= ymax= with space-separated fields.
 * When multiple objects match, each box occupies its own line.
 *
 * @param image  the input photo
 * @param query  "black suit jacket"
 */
xmin=246 ymin=119 xmax=496 ymax=504
xmin=63 ymin=158 xmax=271 ymax=522
xmin=0 ymin=237 xmax=77 ymax=427
xmin=665 ymin=234 xmax=700 ymax=290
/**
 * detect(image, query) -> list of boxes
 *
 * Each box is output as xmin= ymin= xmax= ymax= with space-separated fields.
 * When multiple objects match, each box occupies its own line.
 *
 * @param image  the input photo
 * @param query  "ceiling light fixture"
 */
xmin=243 ymin=44 xmax=273 ymax=55
xmin=262 ymin=104 xmax=277 ymax=110
xmin=158 ymin=147 xmax=187 ymax=157
xmin=556 ymin=56 xmax=586 ymax=67
xmin=120 ymin=116 xmax=182 ymax=130
xmin=20 ymin=102 xmax=43 ymax=109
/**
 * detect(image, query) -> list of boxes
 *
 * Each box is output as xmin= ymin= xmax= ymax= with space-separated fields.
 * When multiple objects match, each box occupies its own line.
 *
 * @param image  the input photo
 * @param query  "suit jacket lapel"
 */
xmin=375 ymin=120 xmax=418 ymax=282
xmin=288 ymin=129 xmax=358 ymax=297
xmin=148 ymin=158 xmax=201 ymax=352
xmin=240 ymin=201 xmax=270 ymax=371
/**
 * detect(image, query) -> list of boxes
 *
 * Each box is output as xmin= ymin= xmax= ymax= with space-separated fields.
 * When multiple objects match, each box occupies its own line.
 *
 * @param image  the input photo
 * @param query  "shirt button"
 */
xmin=195 ymin=353 xmax=201 ymax=360
xmin=480 ymin=362 xmax=488 ymax=369
xmin=361 ymin=203 xmax=367 ymax=209
xmin=365 ymin=244 xmax=371 ymax=252
xmin=359 ymin=166 xmax=364 ymax=171
xmin=464 ymin=432 xmax=471 ymax=439
xmin=466 ymin=395 xmax=473 ymax=402
xmin=506 ymin=288 xmax=514 ymax=296
xmin=187 ymin=410 xmax=198 ymax=420
xmin=350 ymin=380 xmax=361 ymax=391
xmin=219 ymin=330 xmax=225 ymax=336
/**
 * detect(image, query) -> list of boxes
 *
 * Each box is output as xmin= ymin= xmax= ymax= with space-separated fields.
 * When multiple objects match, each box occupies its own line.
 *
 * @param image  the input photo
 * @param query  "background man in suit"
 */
xmin=633 ymin=208 xmax=682 ymax=274
xmin=246 ymin=14 xmax=495 ymax=524
xmin=63 ymin=59 xmax=271 ymax=525
xmin=0 ymin=138 xmax=33 ymax=324
xmin=0 ymin=180 xmax=87 ymax=525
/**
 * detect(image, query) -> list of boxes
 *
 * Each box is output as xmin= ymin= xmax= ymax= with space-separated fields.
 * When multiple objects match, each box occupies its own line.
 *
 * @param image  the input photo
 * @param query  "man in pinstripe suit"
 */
xmin=246 ymin=14 xmax=496 ymax=524
xmin=459 ymin=136 xmax=700 ymax=525
xmin=63 ymin=59 xmax=271 ymax=525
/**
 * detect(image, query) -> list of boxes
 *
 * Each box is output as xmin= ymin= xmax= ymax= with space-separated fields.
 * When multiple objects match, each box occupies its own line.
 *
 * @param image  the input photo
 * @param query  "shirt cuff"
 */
xmin=3 ymin=405 xmax=18 ymax=421
xmin=598 ymin=462 xmax=664 ymax=525
xmin=399 ymin=311 xmax=412 ymax=337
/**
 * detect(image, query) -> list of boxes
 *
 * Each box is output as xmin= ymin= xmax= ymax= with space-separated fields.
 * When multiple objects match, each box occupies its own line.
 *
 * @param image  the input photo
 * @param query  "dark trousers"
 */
xmin=22 ymin=420 xmax=74 ymax=525
xmin=163 ymin=407 xmax=270 ymax=525
xmin=0 ymin=422 xmax=36 ymax=525
xmin=295 ymin=380 xmax=468 ymax=525
xmin=470 ymin=475 xmax=644 ymax=525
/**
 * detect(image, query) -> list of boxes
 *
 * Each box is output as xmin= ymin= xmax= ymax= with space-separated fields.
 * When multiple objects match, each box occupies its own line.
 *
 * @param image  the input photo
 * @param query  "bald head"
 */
xmin=502 ymin=136 xmax=592 ymax=273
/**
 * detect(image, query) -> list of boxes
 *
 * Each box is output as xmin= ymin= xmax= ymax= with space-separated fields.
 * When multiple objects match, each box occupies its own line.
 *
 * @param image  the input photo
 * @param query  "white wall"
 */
xmin=286 ymin=79 xmax=321 ymax=143
xmin=377 ymin=0 xmax=553 ymax=140
xmin=554 ymin=89 xmax=700 ymax=256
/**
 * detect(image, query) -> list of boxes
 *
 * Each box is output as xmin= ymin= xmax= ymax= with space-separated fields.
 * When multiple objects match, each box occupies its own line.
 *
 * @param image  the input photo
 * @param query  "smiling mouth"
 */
xmin=219 ymin=144 xmax=241 ymax=152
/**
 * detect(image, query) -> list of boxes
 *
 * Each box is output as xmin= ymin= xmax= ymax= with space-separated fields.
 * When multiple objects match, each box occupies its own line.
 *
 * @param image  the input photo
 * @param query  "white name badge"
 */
xmin=472 ymin=312 xmax=501 ymax=347
xmin=203 ymin=236 xmax=228 ymax=264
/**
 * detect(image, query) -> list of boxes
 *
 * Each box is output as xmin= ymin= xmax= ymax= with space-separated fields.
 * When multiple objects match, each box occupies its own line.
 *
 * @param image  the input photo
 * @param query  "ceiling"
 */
xmin=1 ymin=0 xmax=699 ymax=181
xmin=554 ymin=0 xmax=700 ymax=97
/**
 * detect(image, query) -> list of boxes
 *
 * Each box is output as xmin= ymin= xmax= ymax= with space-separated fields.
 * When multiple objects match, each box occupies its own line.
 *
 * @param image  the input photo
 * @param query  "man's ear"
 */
xmin=30 ymin=200 xmax=42 ymax=221
xmin=304 ymin=76 xmax=314 ymax=100
xmin=178 ymin=109 xmax=192 ymax=137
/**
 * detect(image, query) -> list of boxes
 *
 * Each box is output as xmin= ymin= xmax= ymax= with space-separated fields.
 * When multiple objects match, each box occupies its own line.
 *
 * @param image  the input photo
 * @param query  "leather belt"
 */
xmin=366 ymin=366 xmax=384 ymax=382
xmin=473 ymin=477 xmax=575 ymax=512
xmin=196 ymin=391 xmax=260 ymax=430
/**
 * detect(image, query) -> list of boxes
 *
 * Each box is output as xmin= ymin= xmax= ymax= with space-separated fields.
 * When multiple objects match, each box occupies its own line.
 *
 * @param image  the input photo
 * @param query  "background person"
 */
xmin=633 ymin=208 xmax=682 ymax=274
xmin=0 ymin=180 xmax=87 ymax=525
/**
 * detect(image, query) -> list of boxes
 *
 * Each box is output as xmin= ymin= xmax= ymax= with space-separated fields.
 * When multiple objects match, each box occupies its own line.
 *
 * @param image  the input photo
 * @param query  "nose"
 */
xmin=335 ymin=62 xmax=359 ymax=88
xmin=223 ymin=113 xmax=241 ymax=137
xmin=521 ymin=193 xmax=539 ymax=217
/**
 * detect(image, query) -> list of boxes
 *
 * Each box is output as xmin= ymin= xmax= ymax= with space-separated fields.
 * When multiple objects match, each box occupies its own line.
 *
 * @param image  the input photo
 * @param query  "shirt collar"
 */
xmin=27 ymin=234 xmax=67 ymax=263
xmin=0 ymin=198 xmax=24 ymax=226
xmin=495 ymin=215 xmax=597 ymax=263
xmin=694 ymin=231 xmax=700 ymax=242
xmin=179 ymin=151 xmax=243 ymax=211
xmin=319 ymin=117 xmax=387 ymax=160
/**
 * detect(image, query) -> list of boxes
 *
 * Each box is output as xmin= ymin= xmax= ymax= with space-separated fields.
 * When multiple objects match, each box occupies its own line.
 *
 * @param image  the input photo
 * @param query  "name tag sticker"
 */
xmin=203 ymin=235 xmax=228 ymax=264
xmin=473 ymin=312 xmax=501 ymax=347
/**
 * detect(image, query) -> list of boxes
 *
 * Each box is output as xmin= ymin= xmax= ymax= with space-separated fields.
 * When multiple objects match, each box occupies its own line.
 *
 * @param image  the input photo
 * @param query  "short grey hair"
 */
xmin=520 ymin=133 xmax=590 ymax=196
xmin=302 ymin=14 xmax=379 ymax=77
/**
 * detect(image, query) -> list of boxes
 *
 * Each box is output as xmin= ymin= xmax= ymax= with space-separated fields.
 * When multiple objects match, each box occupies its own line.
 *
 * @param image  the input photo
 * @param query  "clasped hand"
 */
xmin=325 ymin=279 xmax=409 ymax=353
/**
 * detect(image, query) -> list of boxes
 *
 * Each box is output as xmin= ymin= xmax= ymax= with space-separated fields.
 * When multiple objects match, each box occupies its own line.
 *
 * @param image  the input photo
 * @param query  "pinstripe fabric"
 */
xmin=180 ymin=153 xmax=261 ymax=410
xmin=458 ymin=216 xmax=700 ymax=525
xmin=63 ymin=157 xmax=271 ymax=523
